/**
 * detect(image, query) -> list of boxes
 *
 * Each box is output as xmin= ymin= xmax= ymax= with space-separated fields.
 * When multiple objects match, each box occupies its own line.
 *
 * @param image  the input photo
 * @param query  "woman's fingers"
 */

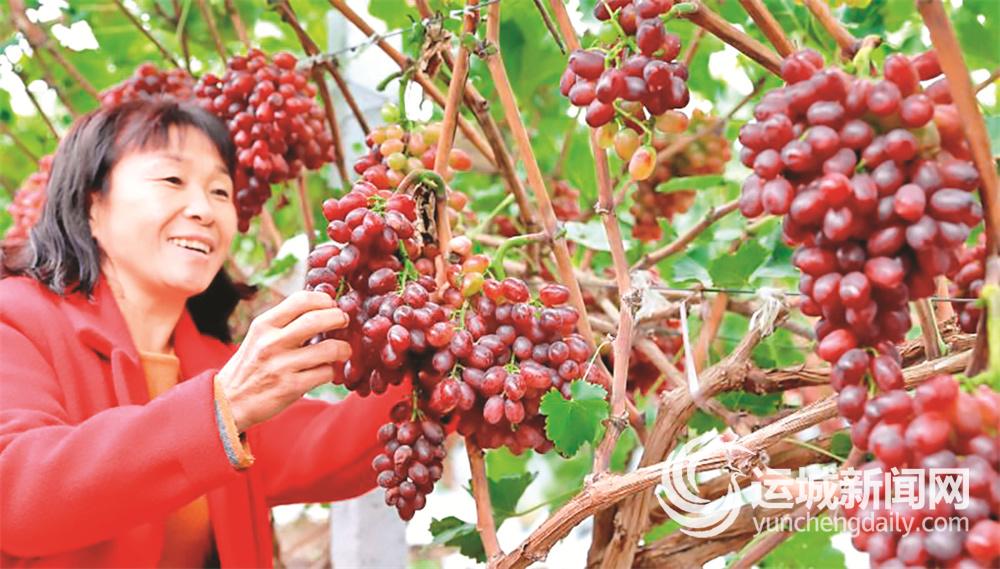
xmin=277 ymin=308 xmax=349 ymax=348
xmin=281 ymin=338 xmax=352 ymax=373
xmin=292 ymin=363 xmax=337 ymax=392
xmin=255 ymin=291 xmax=334 ymax=330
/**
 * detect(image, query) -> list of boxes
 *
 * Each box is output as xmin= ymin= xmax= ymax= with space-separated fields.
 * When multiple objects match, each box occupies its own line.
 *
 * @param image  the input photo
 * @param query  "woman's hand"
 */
xmin=215 ymin=291 xmax=351 ymax=432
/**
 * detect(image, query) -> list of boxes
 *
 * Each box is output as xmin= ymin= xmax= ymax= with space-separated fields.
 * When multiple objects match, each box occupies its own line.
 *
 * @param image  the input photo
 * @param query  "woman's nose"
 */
xmin=182 ymin=186 xmax=215 ymax=223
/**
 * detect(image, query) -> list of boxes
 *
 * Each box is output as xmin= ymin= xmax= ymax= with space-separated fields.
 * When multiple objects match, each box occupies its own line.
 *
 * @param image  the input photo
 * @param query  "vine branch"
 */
xmin=223 ymin=0 xmax=252 ymax=50
xmin=10 ymin=66 xmax=59 ymax=139
xmin=544 ymin=0 xmax=637 ymax=477
xmin=633 ymin=200 xmax=739 ymax=270
xmin=9 ymin=0 xmax=100 ymax=100
xmin=466 ymin=439 xmax=503 ymax=562
xmin=0 ymin=122 xmax=40 ymax=165
xmin=738 ymin=0 xmax=795 ymax=57
xmin=112 ymin=0 xmax=182 ymax=68
xmin=801 ymin=0 xmax=858 ymax=57
xmin=194 ymin=0 xmax=227 ymax=60
xmin=677 ymin=0 xmax=782 ymax=76
xmin=483 ymin=1 xmax=597 ymax=346
xmin=327 ymin=0 xmax=496 ymax=165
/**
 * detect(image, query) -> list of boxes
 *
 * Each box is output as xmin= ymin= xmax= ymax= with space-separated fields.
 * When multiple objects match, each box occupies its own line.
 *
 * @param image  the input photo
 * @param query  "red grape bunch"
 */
xmin=947 ymin=233 xmax=986 ymax=333
xmin=99 ymin=62 xmax=195 ymax=107
xmin=631 ymin=110 xmax=730 ymax=241
xmin=372 ymin=403 xmax=447 ymax=521
xmin=561 ymin=0 xmax=690 ymax=181
xmin=305 ymin=181 xmax=437 ymax=396
xmin=194 ymin=49 xmax=335 ymax=231
xmin=3 ymin=154 xmax=53 ymax=244
xmin=835 ymin=370 xmax=1000 ymax=567
xmin=736 ymin=49 xmax=983 ymax=368
xmin=446 ymin=279 xmax=596 ymax=454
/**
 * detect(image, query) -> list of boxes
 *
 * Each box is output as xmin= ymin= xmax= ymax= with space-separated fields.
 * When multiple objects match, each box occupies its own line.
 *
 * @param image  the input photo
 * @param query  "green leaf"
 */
xmin=986 ymin=115 xmax=1000 ymax=156
xmin=540 ymin=381 xmax=609 ymax=457
xmin=655 ymin=174 xmax=727 ymax=192
xmin=830 ymin=432 xmax=853 ymax=459
xmin=760 ymin=513 xmax=845 ymax=568
xmin=429 ymin=516 xmax=486 ymax=563
xmin=485 ymin=447 xmax=532 ymax=479
xmin=610 ymin=426 xmax=638 ymax=472
xmin=708 ymin=240 xmax=768 ymax=289
xmin=248 ymin=253 xmax=297 ymax=285
xmin=753 ymin=328 xmax=807 ymax=369
xmin=564 ymin=220 xmax=633 ymax=253
xmin=718 ymin=391 xmax=783 ymax=416
xmin=487 ymin=472 xmax=536 ymax=522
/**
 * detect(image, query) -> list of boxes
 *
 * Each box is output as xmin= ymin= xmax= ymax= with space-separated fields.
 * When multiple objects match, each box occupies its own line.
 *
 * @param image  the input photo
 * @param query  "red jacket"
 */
xmin=0 ymin=276 xmax=404 ymax=567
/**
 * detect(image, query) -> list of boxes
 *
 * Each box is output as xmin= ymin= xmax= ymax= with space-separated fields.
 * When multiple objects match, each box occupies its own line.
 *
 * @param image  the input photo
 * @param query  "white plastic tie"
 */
xmin=678 ymin=297 xmax=702 ymax=401
xmin=748 ymin=286 xmax=784 ymax=338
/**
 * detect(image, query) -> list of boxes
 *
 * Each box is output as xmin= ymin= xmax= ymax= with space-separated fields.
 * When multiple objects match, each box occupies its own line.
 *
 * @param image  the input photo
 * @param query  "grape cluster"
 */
xmin=561 ymin=0 xmax=689 ymax=180
xmin=195 ymin=49 xmax=334 ymax=231
xmin=443 ymin=279 xmax=596 ymax=454
xmin=834 ymin=369 xmax=1000 ymax=567
xmin=352 ymin=119 xmax=473 ymax=190
xmin=99 ymin=62 xmax=194 ymax=106
xmin=947 ymin=233 xmax=986 ymax=333
xmin=736 ymin=49 xmax=983 ymax=365
xmin=372 ymin=407 xmax=447 ymax=521
xmin=306 ymin=182 xmax=431 ymax=396
xmin=3 ymin=155 xmax=52 ymax=244
xmin=631 ymin=110 xmax=730 ymax=241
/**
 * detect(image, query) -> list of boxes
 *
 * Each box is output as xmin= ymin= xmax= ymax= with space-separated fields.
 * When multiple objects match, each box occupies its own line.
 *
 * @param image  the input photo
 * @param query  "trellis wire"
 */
xmin=587 ymin=282 xmax=980 ymax=304
xmin=298 ymin=0 xmax=504 ymax=71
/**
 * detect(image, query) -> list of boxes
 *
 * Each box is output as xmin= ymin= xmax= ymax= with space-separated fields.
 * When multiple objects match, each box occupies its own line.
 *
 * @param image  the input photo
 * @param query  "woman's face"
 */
xmin=89 ymin=126 xmax=236 ymax=301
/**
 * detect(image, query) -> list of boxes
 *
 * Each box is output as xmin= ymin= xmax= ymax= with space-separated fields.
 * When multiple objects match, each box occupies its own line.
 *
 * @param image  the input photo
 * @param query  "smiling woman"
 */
xmin=0 ymin=100 xmax=406 ymax=567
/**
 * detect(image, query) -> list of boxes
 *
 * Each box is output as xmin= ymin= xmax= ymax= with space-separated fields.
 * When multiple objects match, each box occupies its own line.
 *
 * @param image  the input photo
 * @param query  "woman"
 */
xmin=0 ymin=99 xmax=405 ymax=567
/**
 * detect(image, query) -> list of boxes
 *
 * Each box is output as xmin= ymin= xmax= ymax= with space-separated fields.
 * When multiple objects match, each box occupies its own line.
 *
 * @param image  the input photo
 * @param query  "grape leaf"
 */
xmin=760 ymin=513 xmax=845 ymax=568
xmin=564 ymin=220 xmax=634 ymax=252
xmin=487 ymin=472 xmax=536 ymax=522
xmin=831 ymin=432 xmax=853 ymax=459
xmin=540 ymin=380 xmax=609 ymax=457
xmin=708 ymin=240 xmax=769 ymax=288
xmin=429 ymin=516 xmax=486 ymax=563
xmin=485 ymin=447 xmax=532 ymax=478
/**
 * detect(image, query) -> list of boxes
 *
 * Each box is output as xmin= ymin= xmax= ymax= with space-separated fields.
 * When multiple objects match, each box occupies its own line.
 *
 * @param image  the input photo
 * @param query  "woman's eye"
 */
xmin=163 ymin=176 xmax=183 ymax=185
xmin=212 ymin=188 xmax=231 ymax=198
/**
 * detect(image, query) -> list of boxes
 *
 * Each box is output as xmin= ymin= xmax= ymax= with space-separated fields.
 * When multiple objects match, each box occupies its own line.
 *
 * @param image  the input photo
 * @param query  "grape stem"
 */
xmin=801 ymin=0 xmax=858 ymax=58
xmin=467 ymin=193 xmax=516 ymax=238
xmin=413 ymin=0 xmax=539 ymax=237
xmin=465 ymin=439 xmax=503 ymax=562
xmin=674 ymin=0 xmax=782 ymax=76
xmin=431 ymin=0 xmax=480 ymax=290
xmin=632 ymin=200 xmax=740 ymax=270
xmin=484 ymin=1 xmax=599 ymax=346
xmin=489 ymin=230 xmax=550 ymax=280
xmin=919 ymin=0 xmax=1000 ymax=378
xmin=531 ymin=0 xmax=566 ymax=54
xmin=194 ymin=0 xmax=227 ymax=61
xmin=736 ymin=0 xmax=795 ymax=57
xmin=111 ymin=0 xmax=183 ymax=69
xmin=542 ymin=0 xmax=638 ymax=481
xmin=295 ymin=176 xmax=316 ymax=251
xmin=8 ymin=67 xmax=59 ymax=140
xmin=8 ymin=0 xmax=100 ymax=100
xmin=327 ymin=0 xmax=497 ymax=165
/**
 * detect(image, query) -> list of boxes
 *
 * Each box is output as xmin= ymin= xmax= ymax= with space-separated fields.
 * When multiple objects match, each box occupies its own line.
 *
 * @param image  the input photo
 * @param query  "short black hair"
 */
xmin=2 ymin=98 xmax=254 ymax=343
